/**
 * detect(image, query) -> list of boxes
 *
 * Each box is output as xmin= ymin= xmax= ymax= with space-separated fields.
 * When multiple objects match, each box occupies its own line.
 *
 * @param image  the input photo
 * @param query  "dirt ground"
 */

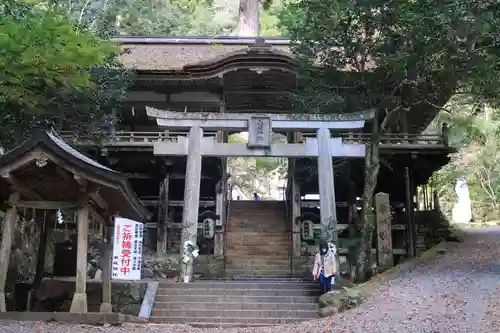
xmin=2 ymin=227 xmax=499 ymax=333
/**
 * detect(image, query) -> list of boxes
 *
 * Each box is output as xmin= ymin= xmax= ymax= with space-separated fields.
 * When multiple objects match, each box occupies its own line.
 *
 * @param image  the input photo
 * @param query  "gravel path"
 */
xmin=2 ymin=227 xmax=499 ymax=333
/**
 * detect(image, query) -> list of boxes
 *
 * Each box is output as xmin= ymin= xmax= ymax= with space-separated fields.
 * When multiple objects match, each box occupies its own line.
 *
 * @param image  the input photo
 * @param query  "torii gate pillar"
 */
xmin=181 ymin=126 xmax=203 ymax=282
xmin=317 ymin=128 xmax=337 ymax=242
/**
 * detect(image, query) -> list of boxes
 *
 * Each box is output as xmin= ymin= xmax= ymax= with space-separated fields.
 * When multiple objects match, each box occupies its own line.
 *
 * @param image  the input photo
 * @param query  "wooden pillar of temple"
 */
xmin=404 ymin=167 xmax=415 ymax=257
xmin=70 ymin=204 xmax=90 ymax=313
xmin=0 ymin=193 xmax=19 ymax=312
xmin=157 ymin=175 xmax=170 ymax=254
xmin=100 ymin=225 xmax=112 ymax=313
xmin=347 ymin=160 xmax=358 ymax=238
xmin=27 ymin=212 xmax=49 ymax=311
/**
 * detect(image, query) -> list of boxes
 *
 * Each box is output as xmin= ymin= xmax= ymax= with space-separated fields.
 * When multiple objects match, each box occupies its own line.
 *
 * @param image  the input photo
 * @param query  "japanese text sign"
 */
xmin=112 ymin=217 xmax=144 ymax=281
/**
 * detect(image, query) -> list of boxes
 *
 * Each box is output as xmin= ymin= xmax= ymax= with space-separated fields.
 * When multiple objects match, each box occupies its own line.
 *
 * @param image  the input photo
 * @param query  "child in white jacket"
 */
xmin=312 ymin=241 xmax=338 ymax=292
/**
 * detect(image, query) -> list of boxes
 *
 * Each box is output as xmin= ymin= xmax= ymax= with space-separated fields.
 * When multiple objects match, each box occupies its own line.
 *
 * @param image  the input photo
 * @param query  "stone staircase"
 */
xmin=225 ymin=201 xmax=291 ymax=278
xmin=150 ymin=279 xmax=321 ymax=327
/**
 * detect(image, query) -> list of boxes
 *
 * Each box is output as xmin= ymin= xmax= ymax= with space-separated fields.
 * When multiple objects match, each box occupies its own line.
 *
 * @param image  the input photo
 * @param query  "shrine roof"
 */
xmin=0 ymin=130 xmax=151 ymax=222
xmin=116 ymin=36 xmax=294 ymax=71
xmin=113 ymin=36 xmax=445 ymax=134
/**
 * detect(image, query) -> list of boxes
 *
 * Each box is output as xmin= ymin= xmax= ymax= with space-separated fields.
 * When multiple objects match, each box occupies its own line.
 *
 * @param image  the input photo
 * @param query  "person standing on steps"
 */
xmin=312 ymin=241 xmax=338 ymax=293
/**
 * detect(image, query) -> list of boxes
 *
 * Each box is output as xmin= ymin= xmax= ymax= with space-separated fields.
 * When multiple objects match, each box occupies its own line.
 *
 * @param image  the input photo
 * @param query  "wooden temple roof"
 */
xmin=115 ymin=36 xmax=442 ymax=134
xmin=118 ymin=36 xmax=292 ymax=71
xmin=0 ymin=130 xmax=151 ymax=223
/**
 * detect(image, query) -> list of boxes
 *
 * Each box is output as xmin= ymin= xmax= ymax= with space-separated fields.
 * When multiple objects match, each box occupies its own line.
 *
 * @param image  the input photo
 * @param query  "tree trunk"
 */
xmin=355 ymin=117 xmax=380 ymax=282
xmin=234 ymin=0 xmax=260 ymax=36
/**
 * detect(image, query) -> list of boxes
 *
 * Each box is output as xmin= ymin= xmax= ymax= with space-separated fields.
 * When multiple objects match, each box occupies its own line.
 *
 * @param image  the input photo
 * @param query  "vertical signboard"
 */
xmin=248 ymin=116 xmax=272 ymax=148
xmin=112 ymin=217 xmax=144 ymax=281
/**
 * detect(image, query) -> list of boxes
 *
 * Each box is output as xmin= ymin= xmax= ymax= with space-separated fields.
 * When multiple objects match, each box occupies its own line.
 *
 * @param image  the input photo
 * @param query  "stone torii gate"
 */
xmin=146 ymin=107 xmax=375 ymax=281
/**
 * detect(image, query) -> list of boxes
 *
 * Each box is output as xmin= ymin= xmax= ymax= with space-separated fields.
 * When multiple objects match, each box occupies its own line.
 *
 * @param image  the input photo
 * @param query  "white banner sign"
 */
xmin=112 ymin=217 xmax=144 ymax=281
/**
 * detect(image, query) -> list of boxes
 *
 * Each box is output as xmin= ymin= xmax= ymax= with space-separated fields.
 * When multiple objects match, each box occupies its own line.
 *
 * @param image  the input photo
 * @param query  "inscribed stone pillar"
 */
xmin=316 ymin=128 xmax=338 ymax=242
xmin=100 ymin=226 xmax=112 ymax=313
xmin=180 ymin=126 xmax=203 ymax=282
xmin=70 ymin=205 xmax=90 ymax=313
xmin=0 ymin=195 xmax=18 ymax=312
xmin=374 ymin=192 xmax=393 ymax=269
xmin=214 ymin=130 xmax=227 ymax=257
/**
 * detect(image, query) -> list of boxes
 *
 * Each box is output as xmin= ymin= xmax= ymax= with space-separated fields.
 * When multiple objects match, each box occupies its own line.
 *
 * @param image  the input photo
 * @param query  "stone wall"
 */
xmin=20 ymin=280 xmax=147 ymax=315
xmin=142 ymin=252 xmax=224 ymax=279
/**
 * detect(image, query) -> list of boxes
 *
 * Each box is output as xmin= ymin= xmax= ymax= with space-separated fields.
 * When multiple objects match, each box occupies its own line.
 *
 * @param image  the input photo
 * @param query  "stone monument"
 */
xmin=452 ymin=177 xmax=472 ymax=223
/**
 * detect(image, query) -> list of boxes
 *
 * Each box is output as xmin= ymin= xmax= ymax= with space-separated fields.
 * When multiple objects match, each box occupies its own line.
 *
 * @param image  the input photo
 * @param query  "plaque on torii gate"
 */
xmin=247 ymin=116 xmax=272 ymax=148
xmin=146 ymin=107 xmax=375 ymax=282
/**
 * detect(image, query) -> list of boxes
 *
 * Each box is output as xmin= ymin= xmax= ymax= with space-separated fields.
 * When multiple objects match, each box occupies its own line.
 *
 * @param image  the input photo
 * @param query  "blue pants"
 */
xmin=320 ymin=275 xmax=334 ymax=292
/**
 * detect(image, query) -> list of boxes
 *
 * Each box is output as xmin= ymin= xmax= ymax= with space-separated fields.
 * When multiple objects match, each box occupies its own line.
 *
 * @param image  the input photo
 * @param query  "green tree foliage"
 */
xmin=279 ymin=0 xmax=500 ymax=281
xmin=46 ymin=0 xmax=282 ymax=37
xmin=51 ymin=0 xmax=233 ymax=36
xmin=433 ymin=101 xmax=500 ymax=222
xmin=0 ymin=0 xmax=132 ymax=148
xmin=227 ymin=133 xmax=287 ymax=197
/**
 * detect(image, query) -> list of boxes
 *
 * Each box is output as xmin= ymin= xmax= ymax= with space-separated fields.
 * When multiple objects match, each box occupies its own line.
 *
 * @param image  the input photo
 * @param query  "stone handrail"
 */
xmin=138 ymin=281 xmax=158 ymax=320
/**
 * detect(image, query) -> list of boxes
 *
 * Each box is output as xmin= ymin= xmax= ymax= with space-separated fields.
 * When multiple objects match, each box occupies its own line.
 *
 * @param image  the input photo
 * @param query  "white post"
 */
xmin=180 ymin=126 xmax=203 ymax=282
xmin=316 ymin=128 xmax=338 ymax=242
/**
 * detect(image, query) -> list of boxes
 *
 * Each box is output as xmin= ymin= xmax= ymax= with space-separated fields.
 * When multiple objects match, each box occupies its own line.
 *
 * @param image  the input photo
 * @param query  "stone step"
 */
xmin=149 ymin=316 xmax=308 ymax=326
xmin=156 ymin=288 xmax=321 ymax=297
xmin=154 ymin=301 xmax=318 ymax=311
xmin=227 ymin=225 xmax=288 ymax=231
xmin=225 ymin=250 xmax=290 ymax=256
xmin=228 ymin=215 xmax=287 ymax=220
xmin=225 ymin=257 xmax=292 ymax=264
xmin=226 ymin=238 xmax=290 ymax=244
xmin=227 ymin=237 xmax=291 ymax=248
xmin=229 ymin=214 xmax=286 ymax=219
xmin=223 ymin=271 xmax=295 ymax=279
xmin=151 ymin=309 xmax=318 ymax=319
xmin=226 ymin=231 xmax=289 ymax=236
xmin=225 ymin=264 xmax=291 ymax=271
xmin=151 ymin=278 xmax=322 ymax=327
xmin=227 ymin=229 xmax=289 ymax=234
xmin=230 ymin=200 xmax=285 ymax=207
xmin=225 ymin=262 xmax=291 ymax=269
xmin=227 ymin=226 xmax=289 ymax=232
xmin=154 ymin=294 xmax=319 ymax=304
xmin=225 ymin=247 xmax=291 ymax=253
xmin=157 ymin=281 xmax=318 ymax=290
xmin=197 ymin=276 xmax=312 ymax=280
